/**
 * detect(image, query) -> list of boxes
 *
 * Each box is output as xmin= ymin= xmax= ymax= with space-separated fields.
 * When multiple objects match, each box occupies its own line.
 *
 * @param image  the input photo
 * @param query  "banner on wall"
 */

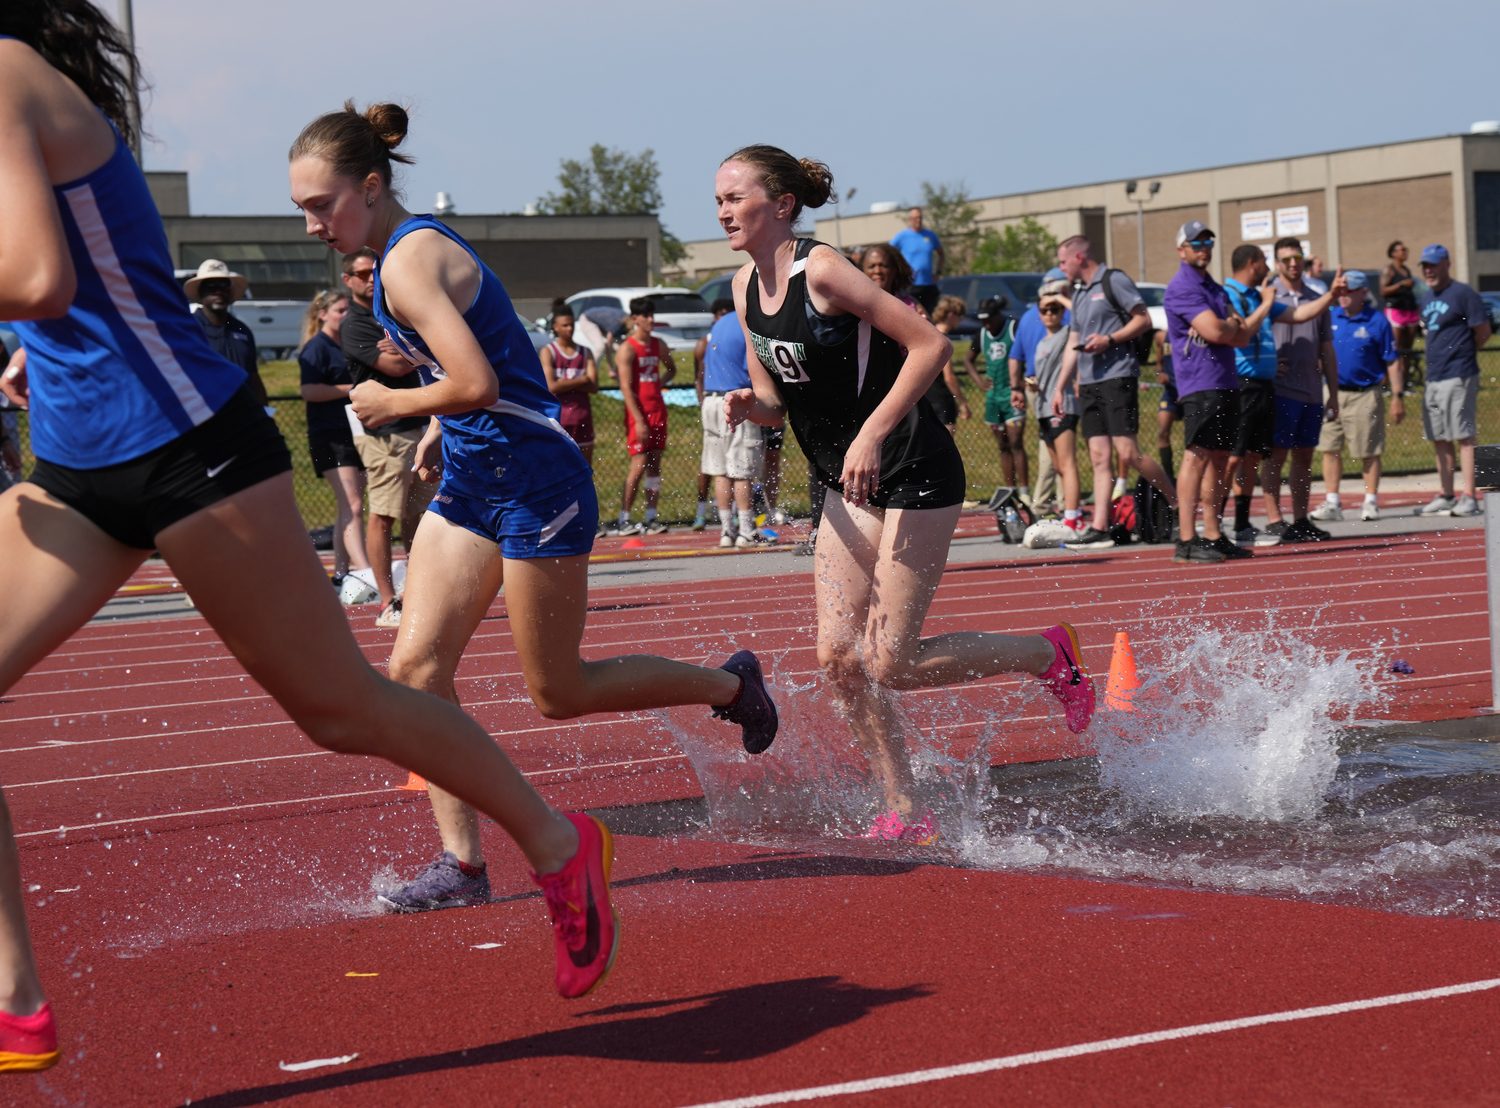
xmin=1240 ymin=210 xmax=1273 ymax=240
xmin=1275 ymin=206 xmax=1310 ymax=237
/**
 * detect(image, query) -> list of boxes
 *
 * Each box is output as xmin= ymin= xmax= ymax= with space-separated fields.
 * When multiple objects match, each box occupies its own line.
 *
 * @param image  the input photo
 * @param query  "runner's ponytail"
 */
xmin=724 ymin=145 xmax=836 ymax=223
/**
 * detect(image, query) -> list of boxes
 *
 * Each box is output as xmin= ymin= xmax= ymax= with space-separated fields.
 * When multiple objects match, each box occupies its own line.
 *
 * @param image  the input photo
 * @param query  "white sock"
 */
xmin=1113 ymin=477 xmax=1127 ymax=494
xmin=695 ymin=500 xmax=707 ymax=519
xmin=1019 ymin=485 xmax=1030 ymax=499
xmin=1064 ymin=509 xmax=1082 ymax=525
xmin=618 ymin=511 xmax=630 ymax=527
xmin=1326 ymin=493 xmax=1341 ymax=506
xmin=721 ymin=513 xmax=734 ymax=535
xmin=1364 ymin=493 xmax=1378 ymax=504
xmin=739 ymin=509 xmax=755 ymax=535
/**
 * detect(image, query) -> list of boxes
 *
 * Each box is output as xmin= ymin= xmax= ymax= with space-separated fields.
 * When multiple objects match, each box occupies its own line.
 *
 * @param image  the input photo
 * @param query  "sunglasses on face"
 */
xmin=198 ymin=279 xmax=232 ymax=293
xmin=1039 ymin=305 xmax=1064 ymax=315
xmin=348 ymin=269 xmax=375 ymax=280
xmin=1185 ymin=238 xmax=1214 ymax=249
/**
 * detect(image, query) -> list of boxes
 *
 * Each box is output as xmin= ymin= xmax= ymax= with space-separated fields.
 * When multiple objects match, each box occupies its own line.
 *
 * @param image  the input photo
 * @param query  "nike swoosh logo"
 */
xmin=206 ymin=455 xmax=237 ymax=479
xmin=568 ymin=880 xmax=601 ymax=968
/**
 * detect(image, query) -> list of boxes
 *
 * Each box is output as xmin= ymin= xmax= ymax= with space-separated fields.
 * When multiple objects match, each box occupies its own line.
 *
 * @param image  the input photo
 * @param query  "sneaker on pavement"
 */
xmin=1174 ymin=536 xmax=1227 ymax=564
xmin=719 ymin=532 xmax=736 ymax=548
xmin=1451 ymin=495 xmax=1481 ymax=517
xmin=1039 ymin=623 xmax=1095 ymax=733
xmin=1282 ymin=519 xmax=1331 ymax=543
xmin=374 ymin=597 xmax=403 ymax=629
xmin=1419 ymin=495 xmax=1456 ymax=516
xmin=735 ymin=530 xmax=773 ymax=548
xmin=377 ymin=851 xmax=491 ymax=913
xmin=1235 ymin=526 xmax=1279 ymax=548
xmin=1066 ymin=526 xmax=1115 ymax=549
xmin=690 ymin=516 xmax=708 ymax=532
xmin=712 ymin=649 xmax=779 ymax=753
xmin=0 ymin=1003 xmax=59 ymax=1073
xmin=608 ymin=521 xmax=641 ymax=536
xmin=642 ymin=519 xmax=669 ymax=535
xmin=1263 ymin=520 xmax=1291 ymax=539
xmin=1360 ymin=501 xmax=1380 ymax=521
xmin=532 ymin=814 xmax=619 ymax=999
xmin=1210 ymin=535 xmax=1253 ymax=560
xmin=1310 ymin=502 xmax=1344 ymax=521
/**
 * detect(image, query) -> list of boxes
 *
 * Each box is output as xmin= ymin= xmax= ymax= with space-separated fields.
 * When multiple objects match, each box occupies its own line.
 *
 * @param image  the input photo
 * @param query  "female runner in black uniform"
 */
xmin=717 ymin=146 xmax=1097 ymax=838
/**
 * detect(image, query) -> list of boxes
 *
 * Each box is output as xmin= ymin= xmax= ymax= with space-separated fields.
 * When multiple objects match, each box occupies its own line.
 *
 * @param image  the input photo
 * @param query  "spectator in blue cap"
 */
xmin=1416 ymin=244 xmax=1490 ymax=516
xmin=1012 ymin=267 xmax=1071 ymax=509
xmin=1311 ymin=270 xmax=1405 ymax=522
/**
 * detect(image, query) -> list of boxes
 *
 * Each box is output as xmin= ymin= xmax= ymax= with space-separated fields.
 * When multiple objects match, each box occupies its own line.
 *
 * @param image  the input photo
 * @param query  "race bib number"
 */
xmin=751 ymin=331 xmax=810 ymax=384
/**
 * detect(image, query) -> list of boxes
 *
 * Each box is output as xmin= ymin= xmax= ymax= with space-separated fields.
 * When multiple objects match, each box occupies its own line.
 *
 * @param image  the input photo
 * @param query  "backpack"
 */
xmin=988 ymin=486 xmax=1036 ymax=544
xmin=1097 ymin=268 xmax=1157 ymax=365
xmin=1131 ymin=477 xmax=1176 ymax=544
xmin=1108 ymin=494 xmax=1137 ymax=546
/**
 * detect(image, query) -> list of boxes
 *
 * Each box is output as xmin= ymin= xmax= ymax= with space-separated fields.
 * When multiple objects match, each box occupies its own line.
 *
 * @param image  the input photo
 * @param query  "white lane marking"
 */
xmin=676 ymin=977 xmax=1500 ymax=1108
xmin=471 ymin=943 xmax=504 ymax=950
xmin=278 ymin=1053 xmax=358 ymax=1072
xmin=5 ymin=750 xmax=329 ymax=789
xmin=12 ymin=754 xmax=688 ymax=836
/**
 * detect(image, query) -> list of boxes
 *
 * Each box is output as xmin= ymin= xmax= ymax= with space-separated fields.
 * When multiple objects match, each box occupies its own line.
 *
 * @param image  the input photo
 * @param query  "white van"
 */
xmin=230 ymin=301 xmax=308 ymax=360
xmin=564 ymin=287 xmax=714 ymax=352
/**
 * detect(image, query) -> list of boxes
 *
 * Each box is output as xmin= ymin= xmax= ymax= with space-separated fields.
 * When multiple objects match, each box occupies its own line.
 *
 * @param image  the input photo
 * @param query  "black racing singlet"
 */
xmin=744 ymin=239 xmax=966 ymax=510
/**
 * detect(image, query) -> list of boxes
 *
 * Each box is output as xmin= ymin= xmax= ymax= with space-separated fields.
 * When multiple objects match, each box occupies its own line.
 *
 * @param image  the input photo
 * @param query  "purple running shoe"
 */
xmin=712 ymin=650 xmax=779 ymax=754
xmin=377 ymin=851 xmax=490 ymax=913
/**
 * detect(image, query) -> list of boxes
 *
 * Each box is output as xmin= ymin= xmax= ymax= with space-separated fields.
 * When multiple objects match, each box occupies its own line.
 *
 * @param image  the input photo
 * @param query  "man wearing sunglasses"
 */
xmin=185 ymin=259 xmax=268 ymax=407
xmin=1261 ymin=237 xmax=1348 ymax=544
xmin=1163 ymin=222 xmax=1277 ymax=563
xmin=1415 ymin=244 xmax=1489 ymax=517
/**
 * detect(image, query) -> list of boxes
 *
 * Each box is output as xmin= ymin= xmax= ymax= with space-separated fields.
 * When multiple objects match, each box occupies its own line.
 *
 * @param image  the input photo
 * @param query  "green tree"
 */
xmin=970 ymin=216 xmax=1058 ymax=274
xmin=918 ymin=181 xmax=982 ymax=274
xmin=538 ymin=144 xmax=684 ymax=270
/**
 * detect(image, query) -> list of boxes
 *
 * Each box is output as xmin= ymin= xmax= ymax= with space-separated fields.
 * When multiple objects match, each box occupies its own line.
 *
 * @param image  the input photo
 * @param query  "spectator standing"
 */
xmin=928 ymin=296 xmax=972 ymax=433
xmin=1011 ymin=267 xmax=1071 ymax=510
xmin=963 ymin=296 xmax=1028 ymax=500
xmin=1152 ymin=328 xmax=1181 ymax=477
xmin=760 ymin=420 xmax=787 ymax=527
xmin=298 ymin=289 xmax=371 ymax=585
xmin=1381 ymin=240 xmax=1422 ymax=361
xmin=1053 ymin=235 xmax=1177 ymax=546
xmin=699 ymin=297 xmax=768 ymax=547
xmin=613 ymin=298 xmax=675 ymax=535
xmin=889 ymin=207 xmax=944 ymax=313
xmin=691 ymin=313 xmax=716 ymax=530
xmin=539 ymin=303 xmax=599 ymax=467
xmin=1162 ymin=222 xmax=1274 ymax=563
xmin=1311 ymin=271 xmax=1405 ymax=522
xmin=1031 ymin=281 xmax=1083 ymax=529
xmin=340 ymin=246 xmax=435 ymax=626
xmin=184 ymin=259 xmax=268 ymax=406
xmin=1304 ymin=256 xmax=1329 ymax=295
xmin=1261 ymin=238 xmax=1341 ymax=543
xmin=1223 ymin=244 xmax=1340 ymax=545
xmin=1416 ymin=244 xmax=1490 ymax=516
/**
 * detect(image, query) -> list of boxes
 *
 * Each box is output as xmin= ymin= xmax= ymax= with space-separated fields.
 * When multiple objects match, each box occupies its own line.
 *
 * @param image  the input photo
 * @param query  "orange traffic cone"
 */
xmin=622 ymin=537 xmax=646 ymax=549
xmin=398 ymin=772 xmax=427 ymax=791
xmin=1105 ymin=631 xmax=1141 ymax=712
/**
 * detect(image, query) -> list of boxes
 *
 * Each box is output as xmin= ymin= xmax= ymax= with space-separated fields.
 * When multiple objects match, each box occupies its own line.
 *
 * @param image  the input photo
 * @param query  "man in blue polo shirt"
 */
xmin=1222 ymin=244 xmax=1340 ymax=545
xmin=1416 ymin=244 xmax=1491 ymax=517
xmin=1011 ymin=267 xmax=1071 ymax=510
xmin=1311 ymin=271 xmax=1405 ymax=523
xmin=889 ymin=208 xmax=944 ymax=314
xmin=699 ymin=298 xmax=766 ymax=547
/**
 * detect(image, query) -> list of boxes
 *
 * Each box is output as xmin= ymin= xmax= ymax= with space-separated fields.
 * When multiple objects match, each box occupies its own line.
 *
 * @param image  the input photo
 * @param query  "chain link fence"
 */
xmin=7 ymin=342 xmax=1500 ymax=531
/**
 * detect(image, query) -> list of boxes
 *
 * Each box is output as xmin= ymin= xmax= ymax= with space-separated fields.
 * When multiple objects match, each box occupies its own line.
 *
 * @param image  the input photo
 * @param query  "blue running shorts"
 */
xmin=428 ymin=474 xmax=598 ymax=559
xmin=1272 ymin=396 xmax=1323 ymax=450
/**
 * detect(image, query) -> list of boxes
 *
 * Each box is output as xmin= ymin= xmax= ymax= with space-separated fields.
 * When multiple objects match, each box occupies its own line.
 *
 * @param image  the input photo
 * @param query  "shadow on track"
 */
xmin=182 ymin=976 xmax=932 ymax=1107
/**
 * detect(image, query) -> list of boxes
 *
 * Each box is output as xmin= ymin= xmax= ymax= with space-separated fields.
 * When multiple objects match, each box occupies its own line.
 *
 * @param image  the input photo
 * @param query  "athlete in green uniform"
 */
xmin=963 ymin=297 xmax=1028 ymax=499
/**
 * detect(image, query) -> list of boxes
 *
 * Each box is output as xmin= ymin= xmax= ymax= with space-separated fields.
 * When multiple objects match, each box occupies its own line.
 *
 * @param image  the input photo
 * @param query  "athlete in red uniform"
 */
xmin=613 ymin=298 xmax=674 ymax=534
xmin=539 ymin=304 xmax=598 ymax=464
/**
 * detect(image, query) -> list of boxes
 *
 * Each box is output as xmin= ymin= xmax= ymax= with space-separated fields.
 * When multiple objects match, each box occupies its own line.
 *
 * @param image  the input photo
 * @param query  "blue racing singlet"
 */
xmin=371 ymin=215 xmax=586 ymax=503
xmin=8 ymin=115 xmax=247 ymax=467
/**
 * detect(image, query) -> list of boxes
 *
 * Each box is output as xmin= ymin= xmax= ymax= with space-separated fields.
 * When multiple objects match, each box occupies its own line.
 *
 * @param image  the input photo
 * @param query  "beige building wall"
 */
xmin=1337 ymin=176 xmax=1453 ymax=272
xmin=1111 ymin=204 xmax=1209 ymax=284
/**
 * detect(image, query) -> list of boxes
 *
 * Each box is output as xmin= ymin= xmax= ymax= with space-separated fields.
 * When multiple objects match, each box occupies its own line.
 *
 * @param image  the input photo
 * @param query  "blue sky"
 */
xmin=136 ymin=0 xmax=1498 ymax=244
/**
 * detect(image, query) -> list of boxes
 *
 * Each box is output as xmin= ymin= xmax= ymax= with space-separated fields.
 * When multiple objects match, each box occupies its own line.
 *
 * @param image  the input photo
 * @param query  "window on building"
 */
xmin=180 ymin=243 xmax=338 ymax=298
xmin=1477 ymin=172 xmax=1500 ymax=251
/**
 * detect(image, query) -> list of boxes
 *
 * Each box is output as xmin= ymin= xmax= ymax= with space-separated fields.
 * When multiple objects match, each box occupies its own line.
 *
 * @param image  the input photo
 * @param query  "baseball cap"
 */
xmin=1044 ymin=267 xmax=1066 ymax=281
xmin=1420 ymin=244 xmax=1450 ymax=264
xmin=1344 ymin=270 xmax=1368 ymax=290
xmin=1176 ymin=220 xmax=1214 ymax=247
xmin=976 ymin=296 xmax=1008 ymax=320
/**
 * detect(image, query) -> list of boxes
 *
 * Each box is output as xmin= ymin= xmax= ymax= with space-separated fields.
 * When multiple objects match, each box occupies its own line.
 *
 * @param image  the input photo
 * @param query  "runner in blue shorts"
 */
xmin=289 ymin=103 xmax=778 ymax=936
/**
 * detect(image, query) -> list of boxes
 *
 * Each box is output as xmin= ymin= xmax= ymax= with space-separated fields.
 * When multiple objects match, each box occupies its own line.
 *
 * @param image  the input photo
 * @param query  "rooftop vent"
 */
xmin=869 ymin=201 xmax=899 ymax=214
xmin=434 ymin=191 xmax=455 ymax=216
xmin=522 ymin=202 xmax=539 ymax=217
xmin=1472 ymin=121 xmax=1500 ymax=135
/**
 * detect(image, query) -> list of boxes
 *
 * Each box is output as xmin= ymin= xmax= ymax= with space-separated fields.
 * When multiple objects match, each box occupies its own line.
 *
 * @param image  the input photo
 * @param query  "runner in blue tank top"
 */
xmin=0 ymin=11 xmax=639 ymax=1054
xmin=288 ymin=103 xmax=778 ymax=918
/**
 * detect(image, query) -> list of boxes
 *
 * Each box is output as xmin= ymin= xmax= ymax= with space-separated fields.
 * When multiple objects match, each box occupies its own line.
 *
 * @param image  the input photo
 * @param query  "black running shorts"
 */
xmin=1038 ymin=412 xmax=1080 ymax=445
xmin=1078 ymin=377 xmax=1139 ymax=439
xmin=1233 ymin=378 xmax=1277 ymax=457
xmin=28 ymin=385 xmax=293 ymax=549
xmin=924 ymin=381 xmax=959 ymax=426
xmin=1182 ymin=388 xmax=1239 ymax=452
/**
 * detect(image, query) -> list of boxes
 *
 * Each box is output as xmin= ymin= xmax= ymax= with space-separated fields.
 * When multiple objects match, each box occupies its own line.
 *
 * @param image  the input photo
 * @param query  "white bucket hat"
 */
xmin=183 ymin=259 xmax=249 ymax=302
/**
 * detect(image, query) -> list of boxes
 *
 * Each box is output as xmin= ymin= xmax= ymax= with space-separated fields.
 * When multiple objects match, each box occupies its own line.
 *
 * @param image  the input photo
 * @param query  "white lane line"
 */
xmin=3 ymin=749 xmax=330 ymax=789
xmin=278 ymin=1053 xmax=358 ymax=1072
xmin=12 ymin=753 xmax=688 ymax=836
xmin=677 ymin=977 xmax=1500 ymax=1108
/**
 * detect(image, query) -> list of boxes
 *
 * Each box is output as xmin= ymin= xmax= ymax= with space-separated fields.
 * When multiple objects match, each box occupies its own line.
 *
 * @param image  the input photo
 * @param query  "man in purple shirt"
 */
xmin=1162 ymin=221 xmax=1277 ymax=564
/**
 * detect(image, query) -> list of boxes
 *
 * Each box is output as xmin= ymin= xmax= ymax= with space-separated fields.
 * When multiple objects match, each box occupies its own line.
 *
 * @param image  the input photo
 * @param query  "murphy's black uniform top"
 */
xmin=743 ymin=238 xmax=965 ymax=510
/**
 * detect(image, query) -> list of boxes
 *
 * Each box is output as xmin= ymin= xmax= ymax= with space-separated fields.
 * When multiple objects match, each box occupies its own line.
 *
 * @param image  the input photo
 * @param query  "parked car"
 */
xmin=1137 ymin=282 xmax=1166 ymax=335
xmin=228 ymin=300 xmax=308 ymax=361
xmin=695 ymin=272 xmax=736 ymax=307
xmin=565 ymin=287 xmax=714 ymax=352
xmin=937 ymin=273 xmax=1046 ymax=335
xmin=1480 ymin=292 xmax=1500 ymax=331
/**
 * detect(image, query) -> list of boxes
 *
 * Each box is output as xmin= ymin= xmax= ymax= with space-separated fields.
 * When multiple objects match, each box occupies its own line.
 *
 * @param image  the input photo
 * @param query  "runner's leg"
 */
xmin=0 ymin=486 xmax=151 ymax=1016
xmin=326 ymin=465 xmax=369 ymax=576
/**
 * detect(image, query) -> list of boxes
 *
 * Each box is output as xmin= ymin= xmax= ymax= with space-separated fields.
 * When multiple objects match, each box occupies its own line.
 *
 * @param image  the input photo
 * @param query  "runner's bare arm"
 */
xmin=659 ymin=339 xmax=678 ymax=386
xmin=0 ymin=51 xmax=76 ymax=318
xmin=349 ymin=229 xmax=495 ymax=426
xmin=726 ymin=262 xmax=786 ymax=429
xmin=615 ymin=341 xmax=646 ymax=446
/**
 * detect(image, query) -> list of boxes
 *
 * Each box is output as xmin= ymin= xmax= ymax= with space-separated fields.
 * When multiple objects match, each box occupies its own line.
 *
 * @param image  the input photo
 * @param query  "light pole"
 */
xmin=1124 ymin=179 xmax=1160 ymax=282
xmin=117 ymin=0 xmax=142 ymax=165
xmin=835 ymin=186 xmax=857 ymax=250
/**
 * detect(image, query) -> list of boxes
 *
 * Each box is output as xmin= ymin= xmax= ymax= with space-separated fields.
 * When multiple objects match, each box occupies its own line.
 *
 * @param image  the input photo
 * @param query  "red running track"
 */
xmin=4 ymin=526 xmax=1496 ymax=1106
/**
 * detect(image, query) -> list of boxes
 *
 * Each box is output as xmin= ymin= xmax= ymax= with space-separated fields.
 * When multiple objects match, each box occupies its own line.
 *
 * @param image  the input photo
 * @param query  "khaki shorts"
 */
xmin=1317 ymin=387 xmax=1385 ymax=458
xmin=1422 ymin=375 xmax=1479 ymax=443
xmin=700 ymin=394 xmax=765 ymax=480
xmin=355 ymin=428 xmax=424 ymax=518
